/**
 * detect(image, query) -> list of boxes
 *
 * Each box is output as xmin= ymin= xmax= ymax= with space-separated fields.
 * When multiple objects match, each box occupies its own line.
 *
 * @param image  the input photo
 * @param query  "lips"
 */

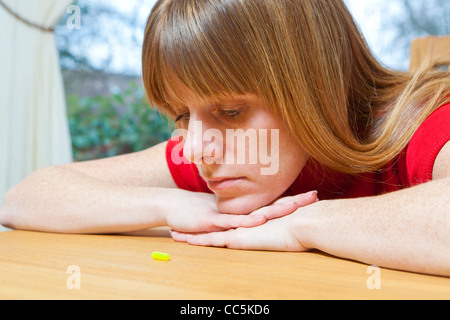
xmin=205 ymin=177 xmax=245 ymax=191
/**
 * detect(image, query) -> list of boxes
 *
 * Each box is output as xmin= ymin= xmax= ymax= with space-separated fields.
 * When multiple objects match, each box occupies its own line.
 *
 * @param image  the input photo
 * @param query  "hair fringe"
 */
xmin=142 ymin=0 xmax=450 ymax=175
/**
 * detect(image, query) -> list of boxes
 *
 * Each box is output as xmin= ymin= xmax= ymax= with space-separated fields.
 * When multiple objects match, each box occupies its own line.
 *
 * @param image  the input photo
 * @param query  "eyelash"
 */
xmin=175 ymin=109 xmax=243 ymax=123
xmin=220 ymin=109 xmax=242 ymax=119
xmin=175 ymin=113 xmax=189 ymax=123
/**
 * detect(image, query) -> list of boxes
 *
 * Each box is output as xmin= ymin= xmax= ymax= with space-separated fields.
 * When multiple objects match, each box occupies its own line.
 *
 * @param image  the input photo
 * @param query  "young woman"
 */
xmin=1 ymin=0 xmax=449 ymax=276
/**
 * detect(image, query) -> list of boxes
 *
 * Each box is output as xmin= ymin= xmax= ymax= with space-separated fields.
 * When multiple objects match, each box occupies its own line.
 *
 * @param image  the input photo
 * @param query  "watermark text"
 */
xmin=170 ymin=122 xmax=280 ymax=176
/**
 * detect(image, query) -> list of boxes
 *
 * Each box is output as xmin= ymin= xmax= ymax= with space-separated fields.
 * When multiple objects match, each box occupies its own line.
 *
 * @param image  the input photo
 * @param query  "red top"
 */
xmin=165 ymin=103 xmax=450 ymax=200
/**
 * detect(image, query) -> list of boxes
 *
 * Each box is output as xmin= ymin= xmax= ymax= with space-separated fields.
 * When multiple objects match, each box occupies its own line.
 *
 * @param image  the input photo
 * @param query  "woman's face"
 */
xmin=173 ymin=85 xmax=308 ymax=214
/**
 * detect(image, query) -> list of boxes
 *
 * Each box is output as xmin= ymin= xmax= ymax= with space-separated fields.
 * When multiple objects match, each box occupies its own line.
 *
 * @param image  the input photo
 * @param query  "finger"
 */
xmin=171 ymin=230 xmax=210 ymax=242
xmin=249 ymin=191 xmax=318 ymax=221
xmin=170 ymin=230 xmax=189 ymax=242
xmin=251 ymin=201 xmax=299 ymax=220
xmin=185 ymin=230 xmax=235 ymax=248
xmin=271 ymin=190 xmax=318 ymax=207
xmin=212 ymin=214 xmax=266 ymax=230
xmin=170 ymin=230 xmax=226 ymax=246
xmin=183 ymin=225 xmax=289 ymax=251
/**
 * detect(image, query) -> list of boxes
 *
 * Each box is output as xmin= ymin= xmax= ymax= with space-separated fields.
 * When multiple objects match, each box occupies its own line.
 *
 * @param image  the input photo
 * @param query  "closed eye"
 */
xmin=220 ymin=109 xmax=242 ymax=119
xmin=174 ymin=105 xmax=248 ymax=124
xmin=175 ymin=112 xmax=190 ymax=123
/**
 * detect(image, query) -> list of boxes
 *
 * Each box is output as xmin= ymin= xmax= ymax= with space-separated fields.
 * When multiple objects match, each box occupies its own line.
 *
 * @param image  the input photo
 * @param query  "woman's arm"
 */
xmin=298 ymin=177 xmax=450 ymax=276
xmin=298 ymin=141 xmax=450 ymax=276
xmin=0 ymin=142 xmax=273 ymax=234
xmin=173 ymin=142 xmax=450 ymax=276
xmin=0 ymin=141 xmax=172 ymax=233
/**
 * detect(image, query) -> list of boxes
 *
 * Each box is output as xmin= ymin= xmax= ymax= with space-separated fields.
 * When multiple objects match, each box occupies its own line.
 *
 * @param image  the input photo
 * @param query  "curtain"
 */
xmin=0 ymin=0 xmax=73 ymax=213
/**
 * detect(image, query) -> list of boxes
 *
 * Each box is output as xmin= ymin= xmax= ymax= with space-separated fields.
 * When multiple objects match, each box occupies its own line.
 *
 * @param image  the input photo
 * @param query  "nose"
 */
xmin=182 ymin=116 xmax=224 ymax=165
xmin=182 ymin=117 xmax=203 ymax=164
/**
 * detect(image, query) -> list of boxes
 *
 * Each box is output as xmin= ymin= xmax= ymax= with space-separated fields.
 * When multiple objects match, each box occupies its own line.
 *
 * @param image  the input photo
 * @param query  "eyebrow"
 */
xmin=170 ymin=95 xmax=257 ymax=116
xmin=213 ymin=98 xmax=255 ymax=107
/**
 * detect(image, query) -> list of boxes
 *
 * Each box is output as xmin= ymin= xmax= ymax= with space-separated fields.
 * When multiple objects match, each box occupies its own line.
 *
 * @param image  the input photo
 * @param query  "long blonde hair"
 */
xmin=142 ymin=0 xmax=450 ymax=174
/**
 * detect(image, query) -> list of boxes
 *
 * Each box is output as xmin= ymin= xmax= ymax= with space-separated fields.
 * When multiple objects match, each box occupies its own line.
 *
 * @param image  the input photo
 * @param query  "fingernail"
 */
xmin=279 ymin=201 xmax=297 ymax=207
xmin=306 ymin=190 xmax=318 ymax=197
xmin=252 ymin=215 xmax=266 ymax=221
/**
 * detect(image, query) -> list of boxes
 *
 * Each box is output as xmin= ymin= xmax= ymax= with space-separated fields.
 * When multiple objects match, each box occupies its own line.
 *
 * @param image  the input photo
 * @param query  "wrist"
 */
xmin=290 ymin=200 xmax=331 ymax=250
xmin=150 ymin=188 xmax=178 ymax=227
xmin=155 ymin=188 xmax=204 ymax=227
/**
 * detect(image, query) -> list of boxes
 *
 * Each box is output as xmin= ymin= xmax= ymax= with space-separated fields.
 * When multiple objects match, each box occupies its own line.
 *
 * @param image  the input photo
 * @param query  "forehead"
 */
xmin=167 ymin=76 xmax=267 ymax=112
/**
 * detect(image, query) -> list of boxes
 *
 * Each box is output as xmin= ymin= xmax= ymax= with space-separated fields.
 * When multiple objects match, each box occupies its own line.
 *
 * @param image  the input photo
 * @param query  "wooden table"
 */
xmin=0 ymin=229 xmax=449 ymax=300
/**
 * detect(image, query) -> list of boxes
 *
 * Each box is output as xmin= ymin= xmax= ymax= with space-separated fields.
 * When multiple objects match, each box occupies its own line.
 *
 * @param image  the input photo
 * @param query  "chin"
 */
xmin=215 ymin=193 xmax=275 ymax=215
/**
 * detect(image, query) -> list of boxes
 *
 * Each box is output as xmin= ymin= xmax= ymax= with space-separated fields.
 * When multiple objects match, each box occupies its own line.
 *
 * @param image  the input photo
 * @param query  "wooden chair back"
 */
xmin=409 ymin=36 xmax=450 ymax=72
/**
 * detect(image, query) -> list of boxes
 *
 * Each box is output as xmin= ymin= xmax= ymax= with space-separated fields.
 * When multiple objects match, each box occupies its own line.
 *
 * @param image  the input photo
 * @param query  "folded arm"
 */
xmin=173 ymin=142 xmax=450 ymax=276
xmin=0 ymin=142 xmax=173 ymax=233
xmin=0 ymin=142 xmax=275 ymax=234
xmin=301 ymin=141 xmax=450 ymax=276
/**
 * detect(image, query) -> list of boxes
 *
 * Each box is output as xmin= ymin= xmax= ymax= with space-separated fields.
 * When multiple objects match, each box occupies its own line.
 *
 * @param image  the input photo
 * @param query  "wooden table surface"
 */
xmin=0 ymin=229 xmax=449 ymax=300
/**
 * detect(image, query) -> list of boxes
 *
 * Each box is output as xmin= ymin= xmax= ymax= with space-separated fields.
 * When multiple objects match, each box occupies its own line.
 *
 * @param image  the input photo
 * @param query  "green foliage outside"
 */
xmin=67 ymin=82 xmax=174 ymax=161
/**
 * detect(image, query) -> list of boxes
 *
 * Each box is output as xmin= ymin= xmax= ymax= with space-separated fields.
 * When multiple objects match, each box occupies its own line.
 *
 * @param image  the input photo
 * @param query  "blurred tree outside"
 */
xmin=389 ymin=0 xmax=449 ymax=63
xmin=347 ymin=0 xmax=450 ymax=70
xmin=66 ymin=81 xmax=173 ymax=161
xmin=55 ymin=0 xmax=449 ymax=161
xmin=55 ymin=0 xmax=170 ymax=162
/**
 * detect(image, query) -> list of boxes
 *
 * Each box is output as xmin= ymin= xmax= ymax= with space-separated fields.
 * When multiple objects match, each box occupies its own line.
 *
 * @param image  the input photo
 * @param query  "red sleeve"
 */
xmin=165 ymin=136 xmax=212 ymax=193
xmin=405 ymin=103 xmax=450 ymax=186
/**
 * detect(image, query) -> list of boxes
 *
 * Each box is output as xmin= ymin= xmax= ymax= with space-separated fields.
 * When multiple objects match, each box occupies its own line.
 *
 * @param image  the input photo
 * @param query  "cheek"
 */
xmin=279 ymin=143 xmax=308 ymax=179
xmin=216 ymin=135 xmax=307 ymax=214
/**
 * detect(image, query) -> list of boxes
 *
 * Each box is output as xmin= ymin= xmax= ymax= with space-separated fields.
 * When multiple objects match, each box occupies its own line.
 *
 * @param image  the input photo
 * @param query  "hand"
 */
xmin=162 ymin=189 xmax=267 ymax=233
xmin=164 ymin=190 xmax=317 ymax=234
xmin=171 ymin=210 xmax=309 ymax=251
xmin=170 ymin=191 xmax=319 ymax=251
xmin=250 ymin=190 xmax=318 ymax=220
